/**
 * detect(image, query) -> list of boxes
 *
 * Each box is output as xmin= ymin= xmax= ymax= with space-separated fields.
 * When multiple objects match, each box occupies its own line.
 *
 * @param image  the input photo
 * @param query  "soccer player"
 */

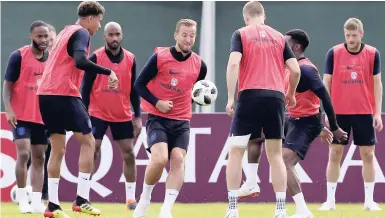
xmin=319 ymin=18 xmax=383 ymax=211
xmin=224 ymin=2 xmax=301 ymax=218
xmin=2 ymin=20 xmax=50 ymax=214
xmin=47 ymin=24 xmax=57 ymax=52
xmin=133 ymin=19 xmax=207 ymax=218
xmin=281 ymin=29 xmax=347 ymax=218
xmin=36 ymin=1 xmax=119 ymax=217
xmin=81 ymin=21 xmax=141 ymax=210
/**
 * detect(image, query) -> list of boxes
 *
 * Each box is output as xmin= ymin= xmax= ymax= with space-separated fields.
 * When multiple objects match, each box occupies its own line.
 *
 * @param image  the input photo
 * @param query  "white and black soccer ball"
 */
xmin=10 ymin=184 xmax=32 ymax=204
xmin=192 ymin=80 xmax=218 ymax=106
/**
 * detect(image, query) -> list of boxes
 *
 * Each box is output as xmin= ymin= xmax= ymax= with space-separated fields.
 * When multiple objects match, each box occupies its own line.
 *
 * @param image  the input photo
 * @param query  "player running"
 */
xmin=319 ymin=18 xmax=383 ymax=211
xmin=3 ymin=20 xmax=50 ymax=214
xmin=133 ymin=19 xmax=207 ymax=218
xmin=81 ymin=21 xmax=141 ymax=210
xmin=224 ymin=2 xmax=301 ymax=218
xmin=37 ymin=1 xmax=119 ymax=217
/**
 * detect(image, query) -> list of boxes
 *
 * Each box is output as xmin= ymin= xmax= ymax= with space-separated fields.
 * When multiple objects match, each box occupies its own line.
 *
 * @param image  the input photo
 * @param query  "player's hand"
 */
xmin=373 ymin=114 xmax=383 ymax=132
xmin=226 ymin=99 xmax=235 ymax=117
xmin=319 ymin=127 xmax=333 ymax=145
xmin=285 ymin=94 xmax=296 ymax=109
xmin=332 ymin=127 xmax=348 ymax=142
xmin=108 ymin=70 xmax=119 ymax=89
xmin=6 ymin=110 xmax=17 ymax=128
xmin=156 ymin=100 xmax=173 ymax=113
xmin=133 ymin=117 xmax=142 ymax=137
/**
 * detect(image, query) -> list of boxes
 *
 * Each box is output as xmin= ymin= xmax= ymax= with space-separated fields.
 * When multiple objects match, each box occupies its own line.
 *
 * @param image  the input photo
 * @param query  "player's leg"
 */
xmin=319 ymin=115 xmax=350 ymax=211
xmin=353 ymin=115 xmax=381 ymax=211
xmin=110 ymin=121 xmax=137 ymax=210
xmin=284 ymin=115 xmax=323 ymax=217
xmin=13 ymin=123 xmax=33 ymax=213
xmin=134 ymin=115 xmax=169 ymax=218
xmin=42 ymin=143 xmax=51 ymax=202
xmin=89 ymin=116 xmax=108 ymax=174
xmin=238 ymin=139 xmax=263 ymax=199
xmin=225 ymin=99 xmax=260 ymax=218
xmin=29 ymin=124 xmax=48 ymax=213
xmin=159 ymin=122 xmax=190 ymax=217
xmin=38 ymin=95 xmax=70 ymax=218
xmin=263 ymin=98 xmax=287 ymax=217
xmin=67 ymin=98 xmax=100 ymax=215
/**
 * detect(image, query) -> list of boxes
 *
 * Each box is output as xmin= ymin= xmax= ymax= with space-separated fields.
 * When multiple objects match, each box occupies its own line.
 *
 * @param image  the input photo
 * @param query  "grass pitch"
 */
xmin=1 ymin=202 xmax=384 ymax=218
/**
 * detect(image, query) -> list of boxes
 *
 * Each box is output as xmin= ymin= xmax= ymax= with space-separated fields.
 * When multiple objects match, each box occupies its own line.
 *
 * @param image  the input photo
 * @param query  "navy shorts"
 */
xmin=332 ymin=114 xmax=377 ymax=146
xmin=283 ymin=113 xmax=323 ymax=160
xmin=91 ymin=116 xmax=134 ymax=140
xmin=12 ymin=120 xmax=48 ymax=145
xmin=39 ymin=95 xmax=92 ymax=136
xmin=230 ymin=90 xmax=285 ymax=143
xmin=146 ymin=114 xmax=190 ymax=157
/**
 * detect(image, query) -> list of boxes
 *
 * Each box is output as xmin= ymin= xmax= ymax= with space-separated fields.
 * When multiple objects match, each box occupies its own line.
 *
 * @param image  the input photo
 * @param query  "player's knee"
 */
xmin=170 ymin=152 xmax=185 ymax=169
xmin=32 ymin=151 xmax=45 ymax=166
xmin=329 ymin=147 xmax=343 ymax=162
xmin=122 ymin=150 xmax=135 ymax=164
xmin=17 ymin=150 xmax=30 ymax=164
xmin=151 ymin=152 xmax=168 ymax=167
xmin=361 ymin=150 xmax=374 ymax=163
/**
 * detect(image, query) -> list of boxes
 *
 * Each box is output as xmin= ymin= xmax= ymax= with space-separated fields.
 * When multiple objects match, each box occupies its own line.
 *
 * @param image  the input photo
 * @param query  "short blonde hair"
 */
xmin=344 ymin=18 xmax=364 ymax=32
xmin=243 ymin=1 xmax=264 ymax=18
xmin=175 ymin=19 xmax=197 ymax=33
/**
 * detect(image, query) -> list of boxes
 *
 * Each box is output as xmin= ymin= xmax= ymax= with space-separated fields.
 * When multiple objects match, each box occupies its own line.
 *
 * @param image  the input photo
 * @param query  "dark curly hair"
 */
xmin=77 ymin=1 xmax=105 ymax=17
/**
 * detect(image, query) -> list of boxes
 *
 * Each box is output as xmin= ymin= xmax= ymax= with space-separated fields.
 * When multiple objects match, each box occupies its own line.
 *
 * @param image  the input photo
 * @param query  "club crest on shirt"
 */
xmin=260 ymin=31 xmax=266 ymax=38
xmin=171 ymin=78 xmax=178 ymax=87
xmin=351 ymin=72 xmax=358 ymax=80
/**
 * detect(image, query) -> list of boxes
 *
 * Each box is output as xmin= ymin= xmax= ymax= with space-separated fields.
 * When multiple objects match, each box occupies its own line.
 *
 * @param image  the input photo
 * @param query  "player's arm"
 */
xmin=284 ymin=41 xmax=301 ymax=96
xmin=373 ymin=49 xmax=382 ymax=118
xmin=134 ymin=53 xmax=159 ymax=106
xmin=323 ymin=48 xmax=334 ymax=94
xmin=80 ymin=53 xmax=97 ymax=109
xmin=192 ymin=60 xmax=208 ymax=105
xmin=69 ymin=29 xmax=111 ymax=75
xmin=301 ymin=65 xmax=339 ymax=131
xmin=130 ymin=58 xmax=141 ymax=118
xmin=3 ymin=51 xmax=21 ymax=112
xmin=2 ymin=51 xmax=21 ymax=127
xmin=226 ymin=30 xmax=242 ymax=104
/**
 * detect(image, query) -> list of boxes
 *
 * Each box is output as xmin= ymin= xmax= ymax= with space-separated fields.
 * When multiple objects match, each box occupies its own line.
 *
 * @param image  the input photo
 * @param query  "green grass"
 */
xmin=1 ymin=202 xmax=384 ymax=218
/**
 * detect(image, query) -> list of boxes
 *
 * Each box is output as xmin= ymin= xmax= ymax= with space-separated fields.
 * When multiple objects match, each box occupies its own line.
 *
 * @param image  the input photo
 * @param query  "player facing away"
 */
xmin=81 ymin=22 xmax=142 ymax=210
xmin=133 ymin=19 xmax=207 ymax=218
xmin=224 ymin=2 xmax=301 ymax=218
xmin=319 ymin=18 xmax=383 ymax=211
xmin=36 ymin=1 xmax=119 ymax=217
xmin=2 ymin=21 xmax=50 ymax=214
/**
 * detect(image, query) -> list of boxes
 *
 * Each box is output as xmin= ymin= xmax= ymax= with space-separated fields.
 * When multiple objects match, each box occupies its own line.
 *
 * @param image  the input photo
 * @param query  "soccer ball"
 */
xmin=10 ymin=185 xmax=32 ymax=204
xmin=192 ymin=80 xmax=218 ymax=106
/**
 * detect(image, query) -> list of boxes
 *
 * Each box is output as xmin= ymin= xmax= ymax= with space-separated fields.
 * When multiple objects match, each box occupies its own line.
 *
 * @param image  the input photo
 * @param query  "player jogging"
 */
xmin=224 ymin=2 xmax=301 ymax=218
xmin=319 ymin=18 xmax=383 ymax=211
xmin=133 ymin=19 xmax=207 ymax=218
xmin=37 ymin=1 xmax=119 ymax=217
xmin=81 ymin=21 xmax=142 ymax=210
xmin=3 ymin=20 xmax=50 ymax=214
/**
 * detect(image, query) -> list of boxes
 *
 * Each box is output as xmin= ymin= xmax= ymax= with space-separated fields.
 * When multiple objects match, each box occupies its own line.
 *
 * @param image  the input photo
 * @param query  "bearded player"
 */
xmin=81 ymin=21 xmax=141 ymax=210
xmin=3 ymin=20 xmax=50 ymax=214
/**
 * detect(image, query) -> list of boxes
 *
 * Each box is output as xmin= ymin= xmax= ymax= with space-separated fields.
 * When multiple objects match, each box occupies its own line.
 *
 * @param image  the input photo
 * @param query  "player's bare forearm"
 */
xmin=373 ymin=73 xmax=383 ymax=116
xmin=323 ymin=74 xmax=332 ymax=94
xmin=226 ymin=52 xmax=242 ymax=101
xmin=226 ymin=64 xmax=239 ymax=101
xmin=2 ymin=81 xmax=14 ymax=112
